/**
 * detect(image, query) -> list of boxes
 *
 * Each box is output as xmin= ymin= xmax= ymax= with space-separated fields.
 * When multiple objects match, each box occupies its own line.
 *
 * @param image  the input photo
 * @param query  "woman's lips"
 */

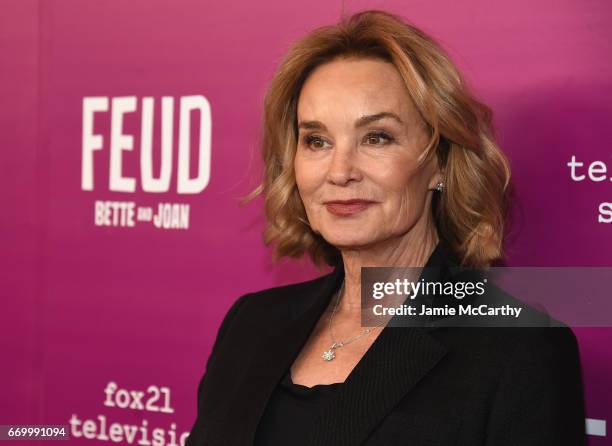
xmin=324 ymin=200 xmax=375 ymax=216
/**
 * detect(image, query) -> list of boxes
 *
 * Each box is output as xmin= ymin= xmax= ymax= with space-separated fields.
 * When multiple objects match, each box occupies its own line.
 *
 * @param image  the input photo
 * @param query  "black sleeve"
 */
xmin=185 ymin=292 xmax=251 ymax=446
xmin=484 ymin=326 xmax=587 ymax=446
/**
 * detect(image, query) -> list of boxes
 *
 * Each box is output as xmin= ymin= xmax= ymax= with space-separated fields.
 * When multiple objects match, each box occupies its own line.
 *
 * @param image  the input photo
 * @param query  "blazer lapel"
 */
xmin=309 ymin=326 xmax=447 ymax=445
xmin=307 ymin=244 xmax=452 ymax=445
xmin=213 ymin=241 xmax=454 ymax=446
xmin=213 ymin=261 xmax=345 ymax=445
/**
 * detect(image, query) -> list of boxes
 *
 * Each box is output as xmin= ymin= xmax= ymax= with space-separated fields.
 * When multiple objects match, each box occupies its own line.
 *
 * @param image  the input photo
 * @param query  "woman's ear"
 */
xmin=427 ymin=159 xmax=444 ymax=191
xmin=428 ymin=172 xmax=442 ymax=190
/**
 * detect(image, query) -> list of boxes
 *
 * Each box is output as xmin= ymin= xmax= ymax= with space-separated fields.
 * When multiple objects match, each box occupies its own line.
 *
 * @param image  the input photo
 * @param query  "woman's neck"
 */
xmin=337 ymin=224 xmax=439 ymax=316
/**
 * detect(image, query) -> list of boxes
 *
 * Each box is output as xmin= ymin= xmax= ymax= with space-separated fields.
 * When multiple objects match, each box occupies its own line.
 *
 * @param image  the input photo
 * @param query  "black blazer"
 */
xmin=186 ymin=242 xmax=587 ymax=445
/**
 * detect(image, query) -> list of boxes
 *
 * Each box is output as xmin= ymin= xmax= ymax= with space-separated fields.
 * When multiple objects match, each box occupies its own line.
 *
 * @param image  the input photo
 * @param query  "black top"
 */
xmin=254 ymin=368 xmax=343 ymax=445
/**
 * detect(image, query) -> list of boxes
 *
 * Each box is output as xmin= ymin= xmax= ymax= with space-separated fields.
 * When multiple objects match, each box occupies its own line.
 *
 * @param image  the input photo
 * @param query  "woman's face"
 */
xmin=294 ymin=57 xmax=441 ymax=250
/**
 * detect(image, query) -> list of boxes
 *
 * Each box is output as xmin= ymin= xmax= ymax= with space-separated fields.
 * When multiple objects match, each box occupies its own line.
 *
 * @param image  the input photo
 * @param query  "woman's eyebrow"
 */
xmin=355 ymin=112 xmax=404 ymax=127
xmin=297 ymin=112 xmax=404 ymax=131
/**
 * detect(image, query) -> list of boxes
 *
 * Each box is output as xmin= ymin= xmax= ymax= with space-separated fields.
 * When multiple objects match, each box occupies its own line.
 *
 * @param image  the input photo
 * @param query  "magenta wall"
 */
xmin=1 ymin=0 xmax=610 ymax=444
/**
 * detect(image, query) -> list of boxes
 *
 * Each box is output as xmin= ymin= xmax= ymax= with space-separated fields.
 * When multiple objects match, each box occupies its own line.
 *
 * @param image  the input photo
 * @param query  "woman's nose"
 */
xmin=327 ymin=145 xmax=360 ymax=185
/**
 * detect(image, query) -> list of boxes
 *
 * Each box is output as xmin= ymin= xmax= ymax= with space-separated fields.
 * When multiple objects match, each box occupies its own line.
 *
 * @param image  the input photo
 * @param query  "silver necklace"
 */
xmin=322 ymin=280 xmax=387 ymax=361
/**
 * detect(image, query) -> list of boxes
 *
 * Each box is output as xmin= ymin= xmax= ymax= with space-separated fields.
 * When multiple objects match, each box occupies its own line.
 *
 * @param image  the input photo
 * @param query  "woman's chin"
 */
xmin=320 ymin=232 xmax=378 ymax=250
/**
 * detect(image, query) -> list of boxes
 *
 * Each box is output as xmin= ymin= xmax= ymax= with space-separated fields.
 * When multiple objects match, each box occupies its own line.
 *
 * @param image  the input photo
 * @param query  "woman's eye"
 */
xmin=364 ymin=131 xmax=394 ymax=145
xmin=302 ymin=135 xmax=330 ymax=150
xmin=301 ymin=132 xmax=394 ymax=150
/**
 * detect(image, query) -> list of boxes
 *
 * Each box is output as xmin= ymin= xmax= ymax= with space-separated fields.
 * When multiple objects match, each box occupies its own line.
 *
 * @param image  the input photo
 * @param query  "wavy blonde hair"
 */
xmin=241 ymin=9 xmax=511 ymax=268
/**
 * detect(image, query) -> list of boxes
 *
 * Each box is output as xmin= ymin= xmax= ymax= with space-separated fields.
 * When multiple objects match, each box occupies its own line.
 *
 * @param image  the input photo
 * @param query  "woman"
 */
xmin=186 ymin=10 xmax=586 ymax=446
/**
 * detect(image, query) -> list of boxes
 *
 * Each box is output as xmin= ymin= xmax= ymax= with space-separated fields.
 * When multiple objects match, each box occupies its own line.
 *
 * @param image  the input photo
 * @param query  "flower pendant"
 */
xmin=322 ymin=349 xmax=335 ymax=361
xmin=322 ymin=341 xmax=342 ymax=361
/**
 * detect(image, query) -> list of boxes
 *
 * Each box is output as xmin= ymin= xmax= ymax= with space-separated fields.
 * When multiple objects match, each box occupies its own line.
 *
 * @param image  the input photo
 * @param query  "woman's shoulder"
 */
xmin=429 ymin=321 xmax=581 ymax=384
xmin=211 ymin=268 xmax=339 ymax=342
xmin=431 ymin=266 xmax=581 ymax=357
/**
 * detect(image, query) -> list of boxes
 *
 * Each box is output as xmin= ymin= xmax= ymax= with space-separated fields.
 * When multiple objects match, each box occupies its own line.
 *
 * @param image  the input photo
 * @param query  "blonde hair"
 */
xmin=242 ymin=9 xmax=511 ymax=268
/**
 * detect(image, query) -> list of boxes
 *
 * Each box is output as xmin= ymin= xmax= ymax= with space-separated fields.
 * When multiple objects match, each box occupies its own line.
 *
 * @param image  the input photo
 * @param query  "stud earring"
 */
xmin=435 ymin=181 xmax=445 ymax=192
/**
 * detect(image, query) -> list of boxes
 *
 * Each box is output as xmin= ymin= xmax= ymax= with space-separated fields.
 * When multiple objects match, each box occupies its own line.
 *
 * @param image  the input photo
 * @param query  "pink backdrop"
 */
xmin=1 ymin=0 xmax=611 ymax=444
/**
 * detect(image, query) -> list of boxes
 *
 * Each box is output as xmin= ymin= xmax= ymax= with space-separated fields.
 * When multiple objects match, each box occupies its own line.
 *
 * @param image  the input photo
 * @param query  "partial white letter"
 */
xmin=178 ymin=95 xmax=211 ymax=194
xmin=141 ymin=97 xmax=173 ymax=192
xmin=82 ymin=97 xmax=109 ymax=190
xmin=110 ymin=97 xmax=137 ymax=192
